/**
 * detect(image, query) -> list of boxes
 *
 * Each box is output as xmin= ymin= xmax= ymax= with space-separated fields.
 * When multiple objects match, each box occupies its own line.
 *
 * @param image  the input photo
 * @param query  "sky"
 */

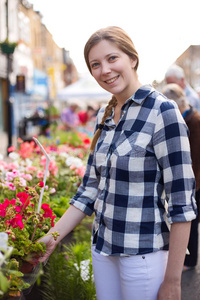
xmin=30 ymin=0 xmax=200 ymax=84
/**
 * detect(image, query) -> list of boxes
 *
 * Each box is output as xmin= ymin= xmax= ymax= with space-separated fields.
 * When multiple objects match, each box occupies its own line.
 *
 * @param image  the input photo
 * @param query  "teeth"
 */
xmin=106 ymin=77 xmax=117 ymax=84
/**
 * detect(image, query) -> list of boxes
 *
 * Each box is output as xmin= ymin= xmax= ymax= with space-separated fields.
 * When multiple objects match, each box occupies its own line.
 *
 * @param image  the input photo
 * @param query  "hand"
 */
xmin=39 ymin=233 xmax=58 ymax=263
xmin=157 ymin=280 xmax=181 ymax=300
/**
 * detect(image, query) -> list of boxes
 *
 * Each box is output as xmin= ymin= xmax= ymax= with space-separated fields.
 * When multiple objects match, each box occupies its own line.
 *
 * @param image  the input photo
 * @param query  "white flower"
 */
xmin=0 ymin=232 xmax=13 ymax=267
xmin=0 ymin=153 xmax=4 ymax=160
xmin=0 ymin=233 xmax=8 ymax=251
xmin=9 ymin=152 xmax=20 ymax=160
xmin=65 ymin=156 xmax=83 ymax=168
xmin=25 ymin=158 xmax=33 ymax=167
xmin=19 ymin=177 xmax=26 ymax=186
xmin=60 ymin=152 xmax=69 ymax=158
xmin=50 ymin=188 xmax=56 ymax=194
xmin=74 ymin=259 xmax=91 ymax=281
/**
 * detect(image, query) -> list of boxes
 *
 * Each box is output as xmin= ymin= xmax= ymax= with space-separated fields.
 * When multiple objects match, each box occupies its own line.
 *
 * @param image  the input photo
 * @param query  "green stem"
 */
xmin=34 ymin=231 xmax=56 ymax=243
xmin=31 ymin=225 xmax=38 ymax=242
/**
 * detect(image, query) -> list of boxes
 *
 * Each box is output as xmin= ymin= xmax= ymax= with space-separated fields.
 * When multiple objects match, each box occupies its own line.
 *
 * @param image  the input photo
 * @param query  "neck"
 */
xmin=115 ymin=80 xmax=143 ymax=106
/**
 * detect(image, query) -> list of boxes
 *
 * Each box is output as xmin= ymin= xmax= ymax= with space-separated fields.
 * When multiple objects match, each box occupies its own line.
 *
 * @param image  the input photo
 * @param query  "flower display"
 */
xmin=0 ymin=181 xmax=59 ymax=298
xmin=0 ymin=130 xmax=92 ymax=298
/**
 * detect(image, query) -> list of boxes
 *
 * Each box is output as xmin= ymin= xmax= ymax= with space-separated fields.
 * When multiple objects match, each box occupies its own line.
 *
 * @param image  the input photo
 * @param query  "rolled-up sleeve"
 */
xmin=153 ymin=100 xmax=197 ymax=224
xmin=70 ymin=151 xmax=99 ymax=216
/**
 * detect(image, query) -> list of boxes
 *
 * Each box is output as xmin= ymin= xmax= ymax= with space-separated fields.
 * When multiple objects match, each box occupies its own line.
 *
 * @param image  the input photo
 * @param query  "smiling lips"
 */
xmin=105 ymin=75 xmax=119 ymax=84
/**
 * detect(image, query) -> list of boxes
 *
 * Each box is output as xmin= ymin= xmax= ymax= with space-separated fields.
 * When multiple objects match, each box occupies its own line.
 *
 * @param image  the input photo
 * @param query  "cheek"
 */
xmin=91 ymin=70 xmax=101 ymax=82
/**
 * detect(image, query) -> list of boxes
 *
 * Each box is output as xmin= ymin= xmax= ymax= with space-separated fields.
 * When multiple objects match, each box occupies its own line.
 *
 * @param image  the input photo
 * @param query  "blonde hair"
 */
xmin=84 ymin=26 xmax=139 ymax=74
xmin=162 ymin=83 xmax=188 ymax=108
xmin=84 ymin=26 xmax=139 ymax=153
xmin=90 ymin=96 xmax=117 ymax=153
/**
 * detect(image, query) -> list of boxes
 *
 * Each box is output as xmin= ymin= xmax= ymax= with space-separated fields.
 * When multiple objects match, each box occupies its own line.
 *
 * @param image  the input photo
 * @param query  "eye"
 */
xmin=90 ymin=62 xmax=99 ymax=69
xmin=109 ymin=55 xmax=118 ymax=62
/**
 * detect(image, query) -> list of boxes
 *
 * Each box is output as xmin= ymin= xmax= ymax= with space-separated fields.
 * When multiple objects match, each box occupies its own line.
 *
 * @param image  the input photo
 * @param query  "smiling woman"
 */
xmin=38 ymin=26 xmax=197 ymax=300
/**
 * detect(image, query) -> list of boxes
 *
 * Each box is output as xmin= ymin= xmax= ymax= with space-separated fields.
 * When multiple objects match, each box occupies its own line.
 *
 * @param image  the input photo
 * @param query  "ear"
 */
xmin=130 ymin=57 xmax=137 ymax=69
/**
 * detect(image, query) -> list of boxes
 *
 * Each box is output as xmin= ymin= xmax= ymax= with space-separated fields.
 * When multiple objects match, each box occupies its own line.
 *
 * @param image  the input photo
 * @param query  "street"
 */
xmin=182 ymin=234 xmax=200 ymax=300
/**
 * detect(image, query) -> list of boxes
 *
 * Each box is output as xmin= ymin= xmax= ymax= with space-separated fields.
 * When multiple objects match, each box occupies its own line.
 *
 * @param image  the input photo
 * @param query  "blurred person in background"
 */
xmin=61 ymin=103 xmax=80 ymax=130
xmin=162 ymin=83 xmax=200 ymax=271
xmin=78 ymin=105 xmax=96 ymax=125
xmin=165 ymin=64 xmax=200 ymax=112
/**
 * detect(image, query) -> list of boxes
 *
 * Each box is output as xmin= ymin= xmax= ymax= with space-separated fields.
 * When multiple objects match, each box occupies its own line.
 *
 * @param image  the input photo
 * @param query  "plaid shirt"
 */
xmin=70 ymin=85 xmax=197 ymax=256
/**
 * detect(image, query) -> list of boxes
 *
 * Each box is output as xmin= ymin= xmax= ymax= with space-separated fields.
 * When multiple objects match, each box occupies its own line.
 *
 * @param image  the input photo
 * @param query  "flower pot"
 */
xmin=0 ymin=43 xmax=17 ymax=54
xmin=21 ymin=263 xmax=41 ymax=296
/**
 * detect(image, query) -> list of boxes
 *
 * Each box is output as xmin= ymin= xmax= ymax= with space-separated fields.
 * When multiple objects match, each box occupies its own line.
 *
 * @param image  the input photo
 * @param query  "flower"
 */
xmin=0 ymin=182 xmax=59 ymax=298
xmin=38 ymin=181 xmax=44 ymax=188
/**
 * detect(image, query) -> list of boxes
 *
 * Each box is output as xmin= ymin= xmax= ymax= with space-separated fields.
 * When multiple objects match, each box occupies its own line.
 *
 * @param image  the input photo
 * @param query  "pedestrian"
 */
xmin=165 ymin=64 xmax=200 ymax=112
xmin=78 ymin=105 xmax=96 ymax=125
xmin=39 ymin=26 xmax=197 ymax=300
xmin=162 ymin=83 xmax=200 ymax=271
xmin=60 ymin=103 xmax=80 ymax=130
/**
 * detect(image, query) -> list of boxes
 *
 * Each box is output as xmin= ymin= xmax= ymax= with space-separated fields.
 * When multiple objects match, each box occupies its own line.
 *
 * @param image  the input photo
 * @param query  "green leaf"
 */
xmin=0 ymin=271 xmax=9 ymax=293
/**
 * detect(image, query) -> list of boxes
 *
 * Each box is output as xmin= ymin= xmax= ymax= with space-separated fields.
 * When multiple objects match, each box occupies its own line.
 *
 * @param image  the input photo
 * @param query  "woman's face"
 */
xmin=88 ymin=40 xmax=137 ymax=102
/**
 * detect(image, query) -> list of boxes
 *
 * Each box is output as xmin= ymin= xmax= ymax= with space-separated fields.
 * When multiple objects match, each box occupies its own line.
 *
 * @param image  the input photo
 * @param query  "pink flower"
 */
xmin=50 ymin=188 xmax=56 ymax=194
xmin=37 ymin=170 xmax=44 ymax=178
xmin=75 ymin=166 xmax=86 ymax=177
xmin=7 ymin=146 xmax=16 ymax=152
xmin=70 ymin=164 xmax=76 ymax=170
xmin=5 ymin=182 xmax=16 ymax=191
xmin=49 ymin=160 xmax=58 ymax=176
xmin=22 ymin=173 xmax=33 ymax=181
xmin=26 ymin=166 xmax=37 ymax=172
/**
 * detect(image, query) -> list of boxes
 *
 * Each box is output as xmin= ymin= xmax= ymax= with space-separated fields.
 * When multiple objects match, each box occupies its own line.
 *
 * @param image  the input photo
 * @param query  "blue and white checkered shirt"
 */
xmin=70 ymin=85 xmax=197 ymax=256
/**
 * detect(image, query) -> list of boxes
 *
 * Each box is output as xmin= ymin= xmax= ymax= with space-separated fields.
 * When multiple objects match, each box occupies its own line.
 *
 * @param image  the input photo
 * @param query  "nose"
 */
xmin=101 ymin=62 xmax=111 ymax=75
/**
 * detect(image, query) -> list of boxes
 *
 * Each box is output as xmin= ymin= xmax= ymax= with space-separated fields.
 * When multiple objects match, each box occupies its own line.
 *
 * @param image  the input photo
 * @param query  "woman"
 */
xmin=40 ymin=27 xmax=196 ymax=300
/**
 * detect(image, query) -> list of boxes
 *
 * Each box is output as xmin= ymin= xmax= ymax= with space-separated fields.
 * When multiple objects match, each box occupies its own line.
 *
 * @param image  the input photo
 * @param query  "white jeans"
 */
xmin=92 ymin=246 xmax=168 ymax=300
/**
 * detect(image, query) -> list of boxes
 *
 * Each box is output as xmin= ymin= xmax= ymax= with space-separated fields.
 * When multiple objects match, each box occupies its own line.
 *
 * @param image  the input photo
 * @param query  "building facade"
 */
xmin=175 ymin=45 xmax=200 ymax=90
xmin=0 ymin=0 xmax=78 ymax=143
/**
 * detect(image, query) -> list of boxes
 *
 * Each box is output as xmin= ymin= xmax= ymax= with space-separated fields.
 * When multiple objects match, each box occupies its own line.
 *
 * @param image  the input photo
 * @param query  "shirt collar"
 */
xmin=105 ymin=84 xmax=155 ymax=126
xmin=129 ymin=84 xmax=155 ymax=105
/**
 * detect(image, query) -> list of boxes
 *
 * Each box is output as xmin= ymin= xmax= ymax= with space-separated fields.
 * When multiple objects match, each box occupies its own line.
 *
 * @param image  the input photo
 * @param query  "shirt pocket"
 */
xmin=115 ymin=130 xmax=153 ymax=157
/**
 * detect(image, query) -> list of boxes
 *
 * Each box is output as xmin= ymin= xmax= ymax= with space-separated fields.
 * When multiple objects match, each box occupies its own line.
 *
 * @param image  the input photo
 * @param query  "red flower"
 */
xmin=41 ymin=203 xmax=50 ymax=211
xmin=16 ymin=192 xmax=31 ymax=208
xmin=41 ymin=203 xmax=56 ymax=226
xmin=0 ymin=203 xmax=6 ymax=217
xmin=43 ymin=208 xmax=53 ymax=218
xmin=0 ymin=199 xmax=16 ymax=217
xmin=38 ymin=181 xmax=44 ymax=188
xmin=83 ymin=138 xmax=91 ymax=144
xmin=51 ymin=215 xmax=56 ymax=227
xmin=10 ymin=214 xmax=24 ymax=229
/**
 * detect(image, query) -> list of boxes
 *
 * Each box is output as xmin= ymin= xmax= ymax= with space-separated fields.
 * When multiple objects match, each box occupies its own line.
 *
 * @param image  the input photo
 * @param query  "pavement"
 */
xmin=0 ymin=130 xmax=200 ymax=299
xmin=0 ymin=131 xmax=8 ymax=157
xmin=0 ymin=131 xmax=17 ymax=158
xmin=181 ymin=236 xmax=200 ymax=300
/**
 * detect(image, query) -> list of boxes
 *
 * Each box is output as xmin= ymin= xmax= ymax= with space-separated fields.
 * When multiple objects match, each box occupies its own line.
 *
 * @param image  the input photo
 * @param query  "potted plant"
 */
xmin=0 ymin=180 xmax=59 ymax=299
xmin=0 ymin=39 xmax=18 ymax=54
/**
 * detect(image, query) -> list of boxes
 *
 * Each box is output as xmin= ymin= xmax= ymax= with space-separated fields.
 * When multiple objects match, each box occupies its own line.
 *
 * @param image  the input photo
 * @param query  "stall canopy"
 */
xmin=57 ymin=73 xmax=111 ymax=104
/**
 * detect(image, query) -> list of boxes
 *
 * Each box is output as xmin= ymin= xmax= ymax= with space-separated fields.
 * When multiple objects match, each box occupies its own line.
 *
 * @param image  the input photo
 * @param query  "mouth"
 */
xmin=105 ymin=75 xmax=119 ymax=84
